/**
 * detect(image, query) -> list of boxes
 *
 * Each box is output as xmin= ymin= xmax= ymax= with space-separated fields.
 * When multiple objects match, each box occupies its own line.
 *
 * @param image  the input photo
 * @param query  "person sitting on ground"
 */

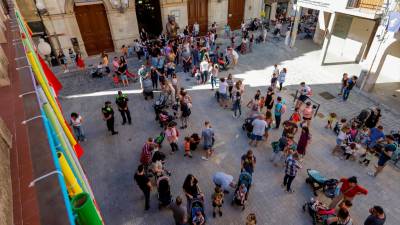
xmin=326 ymin=208 xmax=353 ymax=225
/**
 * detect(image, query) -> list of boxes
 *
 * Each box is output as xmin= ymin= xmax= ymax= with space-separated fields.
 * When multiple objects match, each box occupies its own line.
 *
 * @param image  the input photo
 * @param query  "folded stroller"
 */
xmin=157 ymin=176 xmax=172 ymax=209
xmin=306 ymin=169 xmax=338 ymax=198
xmin=302 ymin=198 xmax=336 ymax=225
xmin=231 ymin=171 xmax=252 ymax=210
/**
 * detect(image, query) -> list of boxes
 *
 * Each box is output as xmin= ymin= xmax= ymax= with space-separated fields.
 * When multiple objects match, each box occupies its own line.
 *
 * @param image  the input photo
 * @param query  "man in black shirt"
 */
xmin=134 ymin=164 xmax=152 ymax=210
xmin=364 ymin=206 xmax=386 ymax=225
xmin=102 ymin=101 xmax=118 ymax=135
xmin=115 ymin=91 xmax=132 ymax=125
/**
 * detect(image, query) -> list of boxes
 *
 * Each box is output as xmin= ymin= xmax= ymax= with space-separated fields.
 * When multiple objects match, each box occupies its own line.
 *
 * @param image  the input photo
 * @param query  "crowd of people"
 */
xmin=63 ymin=19 xmax=398 ymax=225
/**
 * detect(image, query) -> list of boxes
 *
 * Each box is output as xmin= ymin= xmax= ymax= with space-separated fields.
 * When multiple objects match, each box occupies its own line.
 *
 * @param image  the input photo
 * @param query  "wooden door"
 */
xmin=187 ymin=0 xmax=208 ymax=35
xmin=74 ymin=4 xmax=114 ymax=55
xmin=228 ymin=0 xmax=245 ymax=30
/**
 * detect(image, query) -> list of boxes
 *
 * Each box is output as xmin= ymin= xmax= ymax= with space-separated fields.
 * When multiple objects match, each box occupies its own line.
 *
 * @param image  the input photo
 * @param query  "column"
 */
xmin=289 ymin=5 xmax=301 ymax=48
xmin=320 ymin=12 xmax=336 ymax=65
xmin=270 ymin=2 xmax=277 ymax=21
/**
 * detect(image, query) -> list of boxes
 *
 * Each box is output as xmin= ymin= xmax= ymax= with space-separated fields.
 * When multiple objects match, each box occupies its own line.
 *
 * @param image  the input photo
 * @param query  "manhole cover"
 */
xmin=319 ymin=91 xmax=336 ymax=100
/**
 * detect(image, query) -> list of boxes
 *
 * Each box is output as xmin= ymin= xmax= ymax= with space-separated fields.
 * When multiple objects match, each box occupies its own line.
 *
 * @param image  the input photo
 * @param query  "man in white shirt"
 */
xmin=200 ymin=59 xmax=209 ymax=84
xmin=212 ymin=172 xmax=235 ymax=194
xmin=193 ymin=22 xmax=200 ymax=36
xmin=249 ymin=115 xmax=267 ymax=147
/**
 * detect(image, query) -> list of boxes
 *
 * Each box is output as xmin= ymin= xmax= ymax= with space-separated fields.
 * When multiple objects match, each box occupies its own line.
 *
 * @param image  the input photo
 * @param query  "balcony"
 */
xmin=345 ymin=0 xmax=384 ymax=19
xmin=347 ymin=0 xmax=385 ymax=10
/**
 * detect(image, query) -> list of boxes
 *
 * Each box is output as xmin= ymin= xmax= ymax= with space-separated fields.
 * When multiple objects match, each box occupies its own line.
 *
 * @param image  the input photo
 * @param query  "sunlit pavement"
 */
xmin=58 ymin=38 xmax=400 ymax=225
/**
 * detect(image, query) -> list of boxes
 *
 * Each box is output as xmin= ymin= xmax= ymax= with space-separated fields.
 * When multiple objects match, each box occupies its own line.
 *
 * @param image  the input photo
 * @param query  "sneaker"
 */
xmin=286 ymin=189 xmax=295 ymax=193
xmin=111 ymin=131 xmax=119 ymax=135
xmin=201 ymin=156 xmax=209 ymax=161
xmin=368 ymin=172 xmax=376 ymax=177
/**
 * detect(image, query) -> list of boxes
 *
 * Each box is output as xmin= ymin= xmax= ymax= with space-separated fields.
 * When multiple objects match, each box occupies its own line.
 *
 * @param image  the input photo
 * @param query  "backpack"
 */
xmin=281 ymin=104 xmax=286 ymax=114
xmin=306 ymin=86 xmax=313 ymax=97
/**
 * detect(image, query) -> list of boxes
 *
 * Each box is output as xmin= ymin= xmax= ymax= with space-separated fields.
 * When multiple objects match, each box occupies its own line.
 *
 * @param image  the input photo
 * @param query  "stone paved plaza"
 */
xmin=58 ymin=38 xmax=400 ymax=225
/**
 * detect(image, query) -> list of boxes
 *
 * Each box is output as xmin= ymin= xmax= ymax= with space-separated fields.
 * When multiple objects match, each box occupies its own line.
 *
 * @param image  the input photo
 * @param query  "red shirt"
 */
xmin=340 ymin=178 xmax=368 ymax=198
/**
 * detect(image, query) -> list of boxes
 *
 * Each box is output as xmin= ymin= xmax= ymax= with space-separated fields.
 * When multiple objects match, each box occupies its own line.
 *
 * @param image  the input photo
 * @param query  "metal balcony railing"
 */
xmin=347 ymin=0 xmax=384 ymax=10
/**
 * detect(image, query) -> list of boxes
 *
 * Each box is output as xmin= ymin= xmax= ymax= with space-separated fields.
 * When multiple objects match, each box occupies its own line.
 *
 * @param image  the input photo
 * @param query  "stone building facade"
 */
xmin=16 ymin=0 xmax=264 ymax=56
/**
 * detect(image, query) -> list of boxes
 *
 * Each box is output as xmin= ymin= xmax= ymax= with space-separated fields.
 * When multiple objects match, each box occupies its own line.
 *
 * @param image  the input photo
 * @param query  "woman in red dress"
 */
xmin=296 ymin=126 xmax=311 ymax=159
xmin=76 ymin=52 xmax=85 ymax=70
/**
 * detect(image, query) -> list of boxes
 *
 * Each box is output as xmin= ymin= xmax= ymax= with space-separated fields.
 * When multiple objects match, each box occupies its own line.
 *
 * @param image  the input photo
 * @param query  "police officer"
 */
xmin=102 ymin=101 xmax=118 ymax=135
xmin=115 ymin=91 xmax=132 ymax=125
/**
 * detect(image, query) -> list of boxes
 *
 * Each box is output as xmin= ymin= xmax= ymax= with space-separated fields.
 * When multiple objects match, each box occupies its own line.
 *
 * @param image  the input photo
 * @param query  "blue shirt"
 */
xmin=275 ymin=102 xmax=283 ymax=116
xmin=369 ymin=128 xmax=385 ymax=144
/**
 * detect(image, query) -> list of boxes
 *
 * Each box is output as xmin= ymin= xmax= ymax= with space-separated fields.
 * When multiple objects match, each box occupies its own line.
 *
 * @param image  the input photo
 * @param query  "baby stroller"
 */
xmin=302 ymin=198 xmax=336 ymax=225
xmin=157 ymin=176 xmax=172 ymax=209
xmin=351 ymin=108 xmax=372 ymax=128
xmin=231 ymin=171 xmax=252 ymax=210
xmin=306 ymin=169 xmax=338 ymax=198
xmin=154 ymin=93 xmax=169 ymax=120
xmin=242 ymin=117 xmax=255 ymax=138
xmin=190 ymin=198 xmax=205 ymax=223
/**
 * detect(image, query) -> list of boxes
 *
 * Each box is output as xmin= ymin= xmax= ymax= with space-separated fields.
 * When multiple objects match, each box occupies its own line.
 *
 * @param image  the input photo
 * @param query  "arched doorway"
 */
xmin=135 ymin=0 xmax=162 ymax=38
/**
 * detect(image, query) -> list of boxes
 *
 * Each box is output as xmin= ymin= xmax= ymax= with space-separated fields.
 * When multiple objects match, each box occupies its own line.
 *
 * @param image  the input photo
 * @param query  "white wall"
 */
xmin=376 ymin=41 xmax=400 ymax=83
xmin=244 ymin=0 xmax=263 ymax=21
xmin=328 ymin=16 xmax=375 ymax=62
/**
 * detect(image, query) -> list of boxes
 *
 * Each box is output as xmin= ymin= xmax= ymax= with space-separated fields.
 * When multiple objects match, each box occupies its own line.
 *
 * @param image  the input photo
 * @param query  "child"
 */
xmin=211 ymin=186 xmax=224 ymax=217
xmin=246 ymin=213 xmax=257 ymax=225
xmin=333 ymin=118 xmax=347 ymax=135
xmin=289 ymin=107 xmax=301 ymax=124
xmin=233 ymin=91 xmax=242 ymax=118
xmin=358 ymin=126 xmax=370 ymax=146
xmin=359 ymin=148 xmax=375 ymax=166
xmin=235 ymin=183 xmax=248 ymax=209
xmin=190 ymin=133 xmax=201 ymax=151
xmin=258 ymin=96 xmax=265 ymax=112
xmin=184 ymin=136 xmax=192 ymax=158
xmin=271 ymin=73 xmax=278 ymax=89
xmin=348 ymin=124 xmax=358 ymax=143
xmin=254 ymin=89 xmax=261 ymax=101
xmin=195 ymin=69 xmax=201 ymax=85
xmin=113 ymin=74 xmax=119 ymax=87
xmin=325 ymin=112 xmax=337 ymax=129
xmin=192 ymin=210 xmax=205 ymax=225
xmin=332 ymin=126 xmax=350 ymax=155
xmin=342 ymin=143 xmax=357 ymax=160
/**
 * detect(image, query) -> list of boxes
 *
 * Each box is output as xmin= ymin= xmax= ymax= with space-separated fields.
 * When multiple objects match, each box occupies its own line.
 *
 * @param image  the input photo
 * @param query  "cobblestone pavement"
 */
xmin=58 ymin=38 xmax=400 ymax=225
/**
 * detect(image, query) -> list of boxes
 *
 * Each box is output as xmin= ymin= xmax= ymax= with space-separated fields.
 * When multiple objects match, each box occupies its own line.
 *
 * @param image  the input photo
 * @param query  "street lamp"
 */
xmin=110 ymin=0 xmax=129 ymax=13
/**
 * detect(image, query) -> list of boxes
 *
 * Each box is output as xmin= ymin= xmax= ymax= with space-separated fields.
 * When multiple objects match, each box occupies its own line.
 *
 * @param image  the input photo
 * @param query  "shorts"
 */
xmin=336 ymin=138 xmax=343 ymax=146
xmin=298 ymin=95 xmax=308 ymax=102
xmin=251 ymin=133 xmax=262 ymax=141
xmin=303 ymin=117 xmax=311 ymax=121
xmin=377 ymin=157 xmax=389 ymax=167
xmin=121 ymin=75 xmax=128 ymax=81
xmin=212 ymin=202 xmax=223 ymax=207
xmin=203 ymin=144 xmax=213 ymax=150
xmin=219 ymin=93 xmax=227 ymax=99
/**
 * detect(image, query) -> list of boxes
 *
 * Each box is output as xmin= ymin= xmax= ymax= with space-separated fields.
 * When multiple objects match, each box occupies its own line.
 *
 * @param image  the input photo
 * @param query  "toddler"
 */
xmin=332 ymin=126 xmax=350 ymax=155
xmin=113 ymin=74 xmax=119 ymax=87
xmin=290 ymin=107 xmax=301 ymax=124
xmin=190 ymin=133 xmax=201 ymax=151
xmin=359 ymin=148 xmax=375 ymax=166
xmin=192 ymin=210 xmax=205 ymax=225
xmin=195 ymin=69 xmax=201 ymax=85
xmin=342 ymin=143 xmax=357 ymax=160
xmin=333 ymin=118 xmax=347 ymax=135
xmin=325 ymin=112 xmax=337 ymax=129
xmin=211 ymin=186 xmax=224 ymax=217
xmin=358 ymin=126 xmax=370 ymax=146
xmin=184 ymin=136 xmax=192 ymax=158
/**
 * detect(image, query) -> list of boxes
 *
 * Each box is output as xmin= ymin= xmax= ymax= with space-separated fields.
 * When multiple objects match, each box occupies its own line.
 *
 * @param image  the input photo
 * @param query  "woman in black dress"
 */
xmin=265 ymin=87 xmax=275 ymax=112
